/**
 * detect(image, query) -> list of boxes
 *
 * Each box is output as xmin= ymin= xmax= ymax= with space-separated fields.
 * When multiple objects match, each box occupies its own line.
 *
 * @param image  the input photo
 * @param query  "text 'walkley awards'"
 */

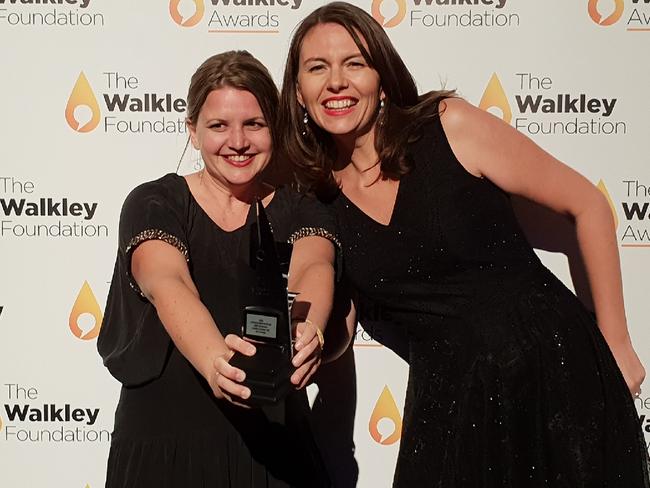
xmin=588 ymin=0 xmax=650 ymax=31
xmin=168 ymin=0 xmax=304 ymax=33
xmin=599 ymin=179 xmax=650 ymax=247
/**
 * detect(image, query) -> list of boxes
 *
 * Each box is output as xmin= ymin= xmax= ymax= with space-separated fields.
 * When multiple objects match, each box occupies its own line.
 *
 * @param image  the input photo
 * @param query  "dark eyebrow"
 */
xmin=243 ymin=117 xmax=266 ymax=124
xmin=303 ymin=56 xmax=326 ymax=64
xmin=343 ymin=54 xmax=366 ymax=62
xmin=204 ymin=116 xmax=265 ymax=124
xmin=302 ymin=53 xmax=365 ymax=64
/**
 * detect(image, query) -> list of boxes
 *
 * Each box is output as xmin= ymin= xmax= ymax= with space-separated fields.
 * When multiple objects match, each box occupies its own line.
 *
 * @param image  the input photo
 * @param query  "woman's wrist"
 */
xmin=304 ymin=318 xmax=325 ymax=349
xmin=292 ymin=317 xmax=325 ymax=350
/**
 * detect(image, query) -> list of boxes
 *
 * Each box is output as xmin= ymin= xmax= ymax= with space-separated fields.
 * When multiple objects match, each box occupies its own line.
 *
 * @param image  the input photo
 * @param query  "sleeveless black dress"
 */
xmin=331 ymin=116 xmax=650 ymax=487
xmin=98 ymin=174 xmax=337 ymax=488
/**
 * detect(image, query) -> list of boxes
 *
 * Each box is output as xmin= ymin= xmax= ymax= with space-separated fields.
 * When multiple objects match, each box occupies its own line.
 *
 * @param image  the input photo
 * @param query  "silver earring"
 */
xmin=193 ymin=148 xmax=203 ymax=171
xmin=378 ymin=99 xmax=385 ymax=126
xmin=301 ymin=109 xmax=309 ymax=136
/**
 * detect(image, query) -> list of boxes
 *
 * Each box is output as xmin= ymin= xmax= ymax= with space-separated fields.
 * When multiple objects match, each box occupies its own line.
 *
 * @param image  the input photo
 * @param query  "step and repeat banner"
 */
xmin=1 ymin=1 xmax=648 ymax=487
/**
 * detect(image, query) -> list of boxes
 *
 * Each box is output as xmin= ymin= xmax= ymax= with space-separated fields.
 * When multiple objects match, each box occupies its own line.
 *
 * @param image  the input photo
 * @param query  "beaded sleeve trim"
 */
xmin=126 ymin=229 xmax=189 ymax=260
xmin=288 ymin=227 xmax=342 ymax=250
xmin=125 ymin=229 xmax=189 ymax=297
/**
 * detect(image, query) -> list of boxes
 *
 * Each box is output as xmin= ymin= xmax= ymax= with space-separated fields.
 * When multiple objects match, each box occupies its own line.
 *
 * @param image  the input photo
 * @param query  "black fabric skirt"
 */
xmin=105 ymin=348 xmax=329 ymax=488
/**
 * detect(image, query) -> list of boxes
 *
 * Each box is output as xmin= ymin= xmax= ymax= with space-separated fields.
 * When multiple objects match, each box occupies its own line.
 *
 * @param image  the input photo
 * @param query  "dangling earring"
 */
xmin=378 ymin=98 xmax=385 ymax=126
xmin=193 ymin=147 xmax=203 ymax=171
xmin=301 ymin=108 xmax=309 ymax=136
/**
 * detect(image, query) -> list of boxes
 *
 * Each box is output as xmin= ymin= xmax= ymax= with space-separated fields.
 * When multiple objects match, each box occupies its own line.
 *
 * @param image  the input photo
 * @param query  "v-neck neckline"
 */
xmin=177 ymin=174 xmax=277 ymax=234
xmin=339 ymin=179 xmax=403 ymax=228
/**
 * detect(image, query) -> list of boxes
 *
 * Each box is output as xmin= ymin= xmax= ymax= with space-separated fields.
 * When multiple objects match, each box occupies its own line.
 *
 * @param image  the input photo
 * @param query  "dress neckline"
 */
xmin=173 ymin=173 xmax=278 ymax=234
xmin=338 ymin=179 xmax=403 ymax=228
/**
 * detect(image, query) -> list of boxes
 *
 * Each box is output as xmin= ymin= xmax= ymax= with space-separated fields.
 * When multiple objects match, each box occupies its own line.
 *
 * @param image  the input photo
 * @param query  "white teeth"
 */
xmin=325 ymin=99 xmax=354 ymax=109
xmin=225 ymin=155 xmax=250 ymax=162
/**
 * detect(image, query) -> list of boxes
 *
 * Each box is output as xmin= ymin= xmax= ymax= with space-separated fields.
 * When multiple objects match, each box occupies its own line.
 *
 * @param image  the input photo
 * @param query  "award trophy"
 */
xmin=230 ymin=199 xmax=294 ymax=407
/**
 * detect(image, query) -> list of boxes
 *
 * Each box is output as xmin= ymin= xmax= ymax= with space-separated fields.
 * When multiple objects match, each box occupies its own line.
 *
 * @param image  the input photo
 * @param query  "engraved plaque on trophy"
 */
xmin=230 ymin=199 xmax=294 ymax=406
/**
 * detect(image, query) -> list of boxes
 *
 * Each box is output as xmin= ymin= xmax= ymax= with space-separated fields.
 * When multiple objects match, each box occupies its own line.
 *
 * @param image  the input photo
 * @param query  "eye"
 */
xmin=246 ymin=120 xmax=268 ymax=130
xmin=347 ymin=60 xmax=366 ymax=68
xmin=307 ymin=64 xmax=326 ymax=73
xmin=208 ymin=122 xmax=225 ymax=130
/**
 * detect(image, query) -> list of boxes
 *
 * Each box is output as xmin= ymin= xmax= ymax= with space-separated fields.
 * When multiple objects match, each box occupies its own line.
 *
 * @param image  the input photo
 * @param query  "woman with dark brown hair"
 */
xmin=98 ymin=51 xmax=336 ymax=488
xmin=279 ymin=2 xmax=649 ymax=486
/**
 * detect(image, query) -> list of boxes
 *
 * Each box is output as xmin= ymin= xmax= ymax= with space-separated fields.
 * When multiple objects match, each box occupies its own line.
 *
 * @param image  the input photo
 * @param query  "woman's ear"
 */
xmin=297 ymin=84 xmax=304 ymax=108
xmin=186 ymin=118 xmax=199 ymax=149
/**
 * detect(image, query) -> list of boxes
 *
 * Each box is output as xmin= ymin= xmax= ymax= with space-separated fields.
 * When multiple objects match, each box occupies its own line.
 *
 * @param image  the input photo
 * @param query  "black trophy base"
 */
xmin=229 ymin=344 xmax=293 ymax=407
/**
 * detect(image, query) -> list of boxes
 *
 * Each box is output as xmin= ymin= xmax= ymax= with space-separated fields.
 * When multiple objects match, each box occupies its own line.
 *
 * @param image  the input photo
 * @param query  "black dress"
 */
xmin=331 ymin=116 xmax=650 ymax=487
xmin=98 ymin=173 xmax=337 ymax=488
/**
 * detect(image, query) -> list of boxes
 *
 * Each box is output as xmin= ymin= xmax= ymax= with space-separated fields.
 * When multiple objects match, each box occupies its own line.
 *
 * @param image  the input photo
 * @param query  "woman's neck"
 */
xmin=195 ymin=170 xmax=270 ymax=210
xmin=334 ymin=127 xmax=382 ymax=187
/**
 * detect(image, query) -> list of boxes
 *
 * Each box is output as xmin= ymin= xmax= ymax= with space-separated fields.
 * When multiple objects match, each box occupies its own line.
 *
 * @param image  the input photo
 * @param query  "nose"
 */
xmin=327 ymin=65 xmax=348 ymax=92
xmin=228 ymin=125 xmax=249 ymax=152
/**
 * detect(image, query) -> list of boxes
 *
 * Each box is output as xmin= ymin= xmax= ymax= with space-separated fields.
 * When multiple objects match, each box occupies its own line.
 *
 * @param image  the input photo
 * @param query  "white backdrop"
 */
xmin=1 ymin=1 xmax=649 ymax=487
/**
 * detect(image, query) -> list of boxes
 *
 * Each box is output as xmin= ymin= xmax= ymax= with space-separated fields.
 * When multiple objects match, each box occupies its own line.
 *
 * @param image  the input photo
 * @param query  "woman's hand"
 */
xmin=608 ymin=336 xmax=645 ymax=398
xmin=291 ymin=320 xmax=324 ymax=389
xmin=209 ymin=334 xmax=256 ymax=407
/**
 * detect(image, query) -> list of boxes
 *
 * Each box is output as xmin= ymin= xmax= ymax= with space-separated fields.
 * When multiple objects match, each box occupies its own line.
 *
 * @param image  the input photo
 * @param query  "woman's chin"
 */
xmin=214 ymin=172 xmax=258 ymax=189
xmin=320 ymin=123 xmax=360 ymax=137
xmin=316 ymin=117 xmax=376 ymax=140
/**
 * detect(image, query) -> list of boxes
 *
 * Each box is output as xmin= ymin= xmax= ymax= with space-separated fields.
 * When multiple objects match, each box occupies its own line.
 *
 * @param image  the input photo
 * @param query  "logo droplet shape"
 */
xmin=597 ymin=179 xmax=619 ymax=229
xmin=69 ymin=281 xmax=103 ymax=340
xmin=371 ymin=0 xmax=407 ymax=28
xmin=369 ymin=385 xmax=402 ymax=445
xmin=479 ymin=73 xmax=512 ymax=124
xmin=170 ymin=0 xmax=205 ymax=27
xmin=588 ymin=0 xmax=624 ymax=26
xmin=65 ymin=72 xmax=100 ymax=133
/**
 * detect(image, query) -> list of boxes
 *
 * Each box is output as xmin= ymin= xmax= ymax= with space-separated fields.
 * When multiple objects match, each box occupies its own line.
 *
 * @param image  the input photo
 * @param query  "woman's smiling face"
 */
xmin=297 ymin=22 xmax=383 ymax=140
xmin=188 ymin=86 xmax=272 ymax=190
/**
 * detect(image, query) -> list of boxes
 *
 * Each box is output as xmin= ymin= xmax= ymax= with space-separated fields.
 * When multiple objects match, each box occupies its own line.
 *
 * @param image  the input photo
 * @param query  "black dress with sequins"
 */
xmin=98 ymin=174 xmax=337 ymax=488
xmin=331 ymin=116 xmax=650 ymax=487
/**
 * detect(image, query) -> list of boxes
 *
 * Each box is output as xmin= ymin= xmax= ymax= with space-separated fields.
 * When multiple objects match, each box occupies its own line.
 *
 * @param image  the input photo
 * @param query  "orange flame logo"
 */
xmin=597 ymin=179 xmax=619 ymax=229
xmin=588 ymin=0 xmax=624 ymax=26
xmin=65 ymin=72 xmax=100 ymax=133
xmin=69 ymin=281 xmax=103 ymax=340
xmin=169 ymin=0 xmax=205 ymax=27
xmin=479 ymin=73 xmax=512 ymax=124
xmin=0 ymin=415 xmax=4 ymax=431
xmin=371 ymin=0 xmax=407 ymax=28
xmin=369 ymin=385 xmax=402 ymax=445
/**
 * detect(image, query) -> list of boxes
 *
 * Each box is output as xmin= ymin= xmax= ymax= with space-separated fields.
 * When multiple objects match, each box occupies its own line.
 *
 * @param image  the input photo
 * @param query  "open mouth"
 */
xmin=222 ymin=154 xmax=256 ymax=167
xmin=322 ymin=97 xmax=358 ymax=115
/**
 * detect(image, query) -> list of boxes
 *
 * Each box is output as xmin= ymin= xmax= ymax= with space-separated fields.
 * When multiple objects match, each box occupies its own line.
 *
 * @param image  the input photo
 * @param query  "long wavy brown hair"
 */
xmin=279 ymin=2 xmax=455 ymax=199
